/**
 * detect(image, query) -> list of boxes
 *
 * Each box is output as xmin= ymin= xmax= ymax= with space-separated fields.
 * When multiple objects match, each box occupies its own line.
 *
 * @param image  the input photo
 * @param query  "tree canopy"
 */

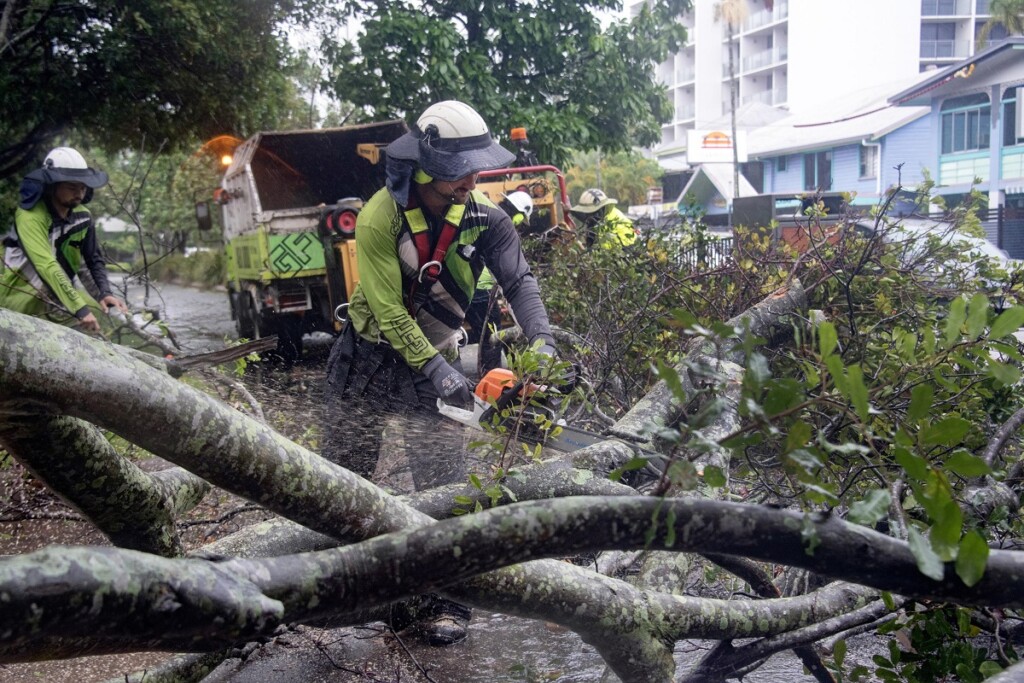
xmin=319 ymin=0 xmax=690 ymax=167
xmin=0 ymin=0 xmax=321 ymax=180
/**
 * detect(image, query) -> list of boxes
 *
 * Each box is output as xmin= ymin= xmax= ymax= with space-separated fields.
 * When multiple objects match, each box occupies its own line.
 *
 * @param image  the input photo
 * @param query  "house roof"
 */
xmin=746 ymin=73 xmax=933 ymax=159
xmin=889 ymin=36 xmax=1024 ymax=106
xmin=677 ymin=163 xmax=758 ymax=204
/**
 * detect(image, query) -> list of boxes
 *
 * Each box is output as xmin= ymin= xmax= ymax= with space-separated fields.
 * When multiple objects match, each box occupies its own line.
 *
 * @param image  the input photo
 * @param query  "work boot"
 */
xmin=419 ymin=597 xmax=472 ymax=647
xmin=387 ymin=594 xmax=472 ymax=646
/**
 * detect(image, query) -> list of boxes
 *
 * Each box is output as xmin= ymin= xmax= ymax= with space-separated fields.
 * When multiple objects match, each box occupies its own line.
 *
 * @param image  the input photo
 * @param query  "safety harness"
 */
xmin=403 ymin=197 xmax=466 ymax=316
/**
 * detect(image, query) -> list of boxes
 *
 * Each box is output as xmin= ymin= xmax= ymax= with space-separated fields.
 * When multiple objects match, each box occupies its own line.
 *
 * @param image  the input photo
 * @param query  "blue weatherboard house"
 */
xmin=726 ymin=37 xmax=1024 ymax=255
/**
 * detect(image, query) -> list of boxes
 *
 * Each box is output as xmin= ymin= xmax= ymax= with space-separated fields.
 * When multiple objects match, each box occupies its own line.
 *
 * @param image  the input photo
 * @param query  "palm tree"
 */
xmin=714 ymin=0 xmax=749 ymax=206
xmin=976 ymin=0 xmax=1024 ymax=49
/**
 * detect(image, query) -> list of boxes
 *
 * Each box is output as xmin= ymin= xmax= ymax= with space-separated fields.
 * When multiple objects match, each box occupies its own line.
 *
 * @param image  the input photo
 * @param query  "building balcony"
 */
xmin=740 ymin=46 xmax=788 ymax=73
xmin=743 ymin=0 xmax=789 ymax=32
xmin=742 ymin=87 xmax=788 ymax=107
xmin=920 ymin=39 xmax=971 ymax=59
xmin=921 ymin=0 xmax=972 ymax=16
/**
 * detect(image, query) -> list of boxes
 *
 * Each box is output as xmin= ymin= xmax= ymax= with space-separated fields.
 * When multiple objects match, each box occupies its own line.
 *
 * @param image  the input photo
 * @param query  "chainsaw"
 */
xmin=437 ymin=368 xmax=667 ymax=482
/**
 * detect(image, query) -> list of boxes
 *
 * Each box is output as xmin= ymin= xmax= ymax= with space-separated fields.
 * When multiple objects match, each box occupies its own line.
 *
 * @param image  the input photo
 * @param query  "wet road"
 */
xmin=122 ymin=280 xmax=237 ymax=353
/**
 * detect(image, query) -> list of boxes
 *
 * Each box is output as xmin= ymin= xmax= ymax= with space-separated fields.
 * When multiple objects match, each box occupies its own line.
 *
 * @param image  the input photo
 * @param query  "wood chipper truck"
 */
xmin=196 ymin=122 xmax=572 ymax=360
xmin=200 ymin=120 xmax=408 ymax=359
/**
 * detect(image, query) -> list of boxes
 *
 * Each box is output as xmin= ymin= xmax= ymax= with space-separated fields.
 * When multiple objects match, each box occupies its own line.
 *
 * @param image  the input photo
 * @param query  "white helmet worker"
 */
xmin=503 ymin=190 xmax=534 ymax=220
xmin=40 ymin=147 xmax=109 ymax=189
xmin=572 ymin=188 xmax=618 ymax=215
xmin=386 ymin=100 xmax=515 ymax=182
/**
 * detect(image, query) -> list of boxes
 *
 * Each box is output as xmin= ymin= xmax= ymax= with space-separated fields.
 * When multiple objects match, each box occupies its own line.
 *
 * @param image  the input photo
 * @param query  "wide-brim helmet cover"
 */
xmin=386 ymin=101 xmax=515 ymax=182
xmin=19 ymin=147 xmax=109 ymax=208
xmin=39 ymin=147 xmax=109 ymax=188
xmin=572 ymin=187 xmax=618 ymax=214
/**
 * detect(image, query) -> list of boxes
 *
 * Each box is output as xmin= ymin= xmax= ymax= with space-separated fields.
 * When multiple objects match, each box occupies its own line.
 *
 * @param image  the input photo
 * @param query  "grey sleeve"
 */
xmin=480 ymin=212 xmax=555 ymax=348
xmin=81 ymin=223 xmax=113 ymax=298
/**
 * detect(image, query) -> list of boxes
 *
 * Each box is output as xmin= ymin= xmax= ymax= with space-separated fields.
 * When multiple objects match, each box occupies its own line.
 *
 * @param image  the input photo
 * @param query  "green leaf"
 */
xmin=945 ymin=450 xmax=992 ymax=477
xmin=833 ymin=639 xmax=847 ymax=668
xmin=979 ymin=660 xmax=1003 ymax=677
xmin=894 ymin=447 xmax=929 ymax=481
xmin=908 ymin=526 xmax=945 ymax=581
xmin=989 ymin=305 xmax=1024 ymax=339
xmin=929 ymin=500 xmax=963 ymax=562
xmin=847 ymin=364 xmax=870 ymax=422
xmin=825 ymin=355 xmax=848 ymax=395
xmin=848 ymin=489 xmax=891 ymax=526
xmin=922 ymin=326 xmax=936 ymax=355
xmin=881 ymin=591 xmax=896 ymax=610
xmin=956 ymin=530 xmax=990 ymax=587
xmin=943 ymin=296 xmax=967 ymax=349
xmin=987 ymin=360 xmax=1021 ymax=387
xmin=818 ymin=321 xmax=838 ymax=358
xmin=655 ymin=360 xmax=687 ymax=403
xmin=906 ymin=384 xmax=933 ymax=424
xmin=785 ymin=420 xmax=813 ymax=453
xmin=965 ymin=293 xmax=989 ymax=339
xmin=702 ymin=465 xmax=726 ymax=487
xmin=897 ymin=329 xmax=918 ymax=363
xmin=920 ymin=416 xmax=971 ymax=447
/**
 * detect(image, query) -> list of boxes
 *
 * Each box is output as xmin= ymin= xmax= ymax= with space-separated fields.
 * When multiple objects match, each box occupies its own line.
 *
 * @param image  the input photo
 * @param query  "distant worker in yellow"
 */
xmin=569 ymin=188 xmax=637 ymax=249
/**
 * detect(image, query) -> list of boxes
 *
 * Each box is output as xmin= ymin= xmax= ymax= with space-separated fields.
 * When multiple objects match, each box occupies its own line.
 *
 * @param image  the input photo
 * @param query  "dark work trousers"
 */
xmin=323 ymin=322 xmax=467 ymax=490
xmin=323 ymin=323 xmax=473 ymax=630
xmin=464 ymin=286 xmax=503 ymax=375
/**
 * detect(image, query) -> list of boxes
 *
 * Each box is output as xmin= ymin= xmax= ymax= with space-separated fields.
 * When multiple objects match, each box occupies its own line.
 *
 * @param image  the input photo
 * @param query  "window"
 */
xmin=921 ymin=23 xmax=956 ymax=58
xmin=1004 ymin=88 xmax=1023 ymax=147
xmin=777 ymin=155 xmax=788 ymax=172
xmin=941 ymin=93 xmax=991 ymax=153
xmin=860 ymin=144 xmax=878 ymax=179
xmin=804 ymin=151 xmax=832 ymax=191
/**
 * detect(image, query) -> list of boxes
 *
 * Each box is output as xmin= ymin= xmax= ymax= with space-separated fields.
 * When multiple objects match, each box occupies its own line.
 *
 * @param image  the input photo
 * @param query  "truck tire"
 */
xmin=276 ymin=315 xmax=304 ymax=363
xmin=234 ymin=291 xmax=256 ymax=339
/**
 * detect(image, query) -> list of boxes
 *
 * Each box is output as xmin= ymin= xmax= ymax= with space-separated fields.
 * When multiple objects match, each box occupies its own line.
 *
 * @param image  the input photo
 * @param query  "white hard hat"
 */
xmin=40 ymin=146 xmax=108 ymax=188
xmin=386 ymin=100 xmax=515 ymax=181
xmin=45 ymin=147 xmax=90 ymax=170
xmin=504 ymin=191 xmax=534 ymax=220
xmin=573 ymin=188 xmax=617 ymax=214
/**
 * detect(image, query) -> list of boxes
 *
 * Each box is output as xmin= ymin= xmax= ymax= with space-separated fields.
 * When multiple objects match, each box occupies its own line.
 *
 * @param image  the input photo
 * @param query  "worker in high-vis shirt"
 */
xmin=323 ymin=101 xmax=566 ymax=648
xmin=0 ymin=147 xmax=128 ymax=332
xmin=569 ymin=187 xmax=638 ymax=249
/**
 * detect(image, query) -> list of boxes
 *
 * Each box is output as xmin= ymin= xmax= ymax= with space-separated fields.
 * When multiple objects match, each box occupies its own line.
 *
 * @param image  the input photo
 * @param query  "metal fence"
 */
xmin=676 ymin=237 xmax=735 ymax=271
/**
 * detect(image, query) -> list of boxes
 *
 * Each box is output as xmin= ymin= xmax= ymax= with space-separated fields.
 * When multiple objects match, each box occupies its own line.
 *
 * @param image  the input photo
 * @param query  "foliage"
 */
xmin=565 ymin=149 xmax=665 ymax=206
xmin=527 ymin=218 xmax=787 ymax=418
xmin=319 ymin=0 xmax=690 ymax=168
xmin=526 ymin=191 xmax=1024 ymax=678
xmin=0 ymin=0 xmax=331 ymax=182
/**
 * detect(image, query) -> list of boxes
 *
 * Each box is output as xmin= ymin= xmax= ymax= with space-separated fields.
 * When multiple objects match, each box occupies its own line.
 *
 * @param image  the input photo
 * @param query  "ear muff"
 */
xmin=414 ymin=169 xmax=434 ymax=184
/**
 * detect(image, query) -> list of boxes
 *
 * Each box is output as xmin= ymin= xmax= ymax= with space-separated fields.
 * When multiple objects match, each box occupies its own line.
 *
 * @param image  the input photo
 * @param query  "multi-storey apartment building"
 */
xmin=634 ymin=0 xmax=1006 ymax=166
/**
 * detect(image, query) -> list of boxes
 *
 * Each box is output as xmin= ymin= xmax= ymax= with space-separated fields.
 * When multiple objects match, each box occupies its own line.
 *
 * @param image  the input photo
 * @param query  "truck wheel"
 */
xmin=276 ymin=316 xmax=304 ymax=362
xmin=235 ymin=292 xmax=256 ymax=339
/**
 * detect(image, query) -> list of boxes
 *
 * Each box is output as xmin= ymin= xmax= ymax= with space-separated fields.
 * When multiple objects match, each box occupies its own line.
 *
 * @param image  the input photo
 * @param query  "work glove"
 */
xmin=537 ymin=343 xmax=577 ymax=391
xmin=423 ymin=355 xmax=475 ymax=407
